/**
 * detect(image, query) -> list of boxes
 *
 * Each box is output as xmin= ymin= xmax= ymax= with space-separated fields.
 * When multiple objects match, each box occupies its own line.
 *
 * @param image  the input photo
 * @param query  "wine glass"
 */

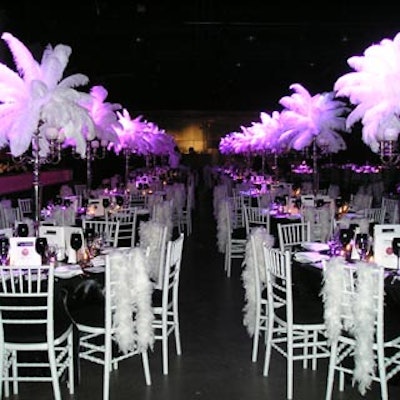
xmin=339 ymin=229 xmax=351 ymax=248
xmin=355 ymin=233 xmax=369 ymax=261
xmin=35 ymin=237 xmax=48 ymax=264
xmin=16 ymin=223 xmax=29 ymax=237
xmin=116 ymin=195 xmax=124 ymax=207
xmin=70 ymin=232 xmax=83 ymax=263
xmin=0 ymin=237 xmax=9 ymax=265
xmin=102 ymin=197 xmax=110 ymax=209
xmin=392 ymin=237 xmax=400 ymax=271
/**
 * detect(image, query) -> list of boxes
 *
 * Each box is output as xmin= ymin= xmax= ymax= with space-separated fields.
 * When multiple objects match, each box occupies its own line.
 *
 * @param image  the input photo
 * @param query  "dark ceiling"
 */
xmin=0 ymin=1 xmax=399 ymax=113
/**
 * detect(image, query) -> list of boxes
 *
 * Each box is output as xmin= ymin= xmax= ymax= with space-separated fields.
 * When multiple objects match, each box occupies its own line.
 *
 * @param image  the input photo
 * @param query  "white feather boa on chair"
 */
xmin=241 ymin=227 xmax=274 ymax=336
xmin=216 ymin=199 xmax=230 ymax=253
xmin=139 ymin=220 xmax=166 ymax=283
xmin=152 ymin=200 xmax=173 ymax=241
xmin=110 ymin=247 xmax=155 ymax=354
xmin=322 ymin=258 xmax=378 ymax=395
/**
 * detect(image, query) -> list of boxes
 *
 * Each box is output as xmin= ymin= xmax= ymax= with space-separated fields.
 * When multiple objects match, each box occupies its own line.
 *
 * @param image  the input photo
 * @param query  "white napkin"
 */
xmin=302 ymin=242 xmax=330 ymax=252
xmin=54 ymin=264 xmax=83 ymax=279
xmin=294 ymin=251 xmax=330 ymax=264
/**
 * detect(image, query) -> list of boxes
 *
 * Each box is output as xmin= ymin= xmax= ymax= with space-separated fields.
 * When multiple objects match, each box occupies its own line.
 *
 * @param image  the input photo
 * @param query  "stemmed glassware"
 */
xmin=339 ymin=229 xmax=351 ymax=248
xmin=354 ymin=233 xmax=369 ymax=261
xmin=102 ymin=197 xmax=110 ymax=209
xmin=0 ymin=237 xmax=9 ymax=265
xmin=16 ymin=223 xmax=29 ymax=237
xmin=70 ymin=232 xmax=83 ymax=263
xmin=35 ymin=237 xmax=48 ymax=264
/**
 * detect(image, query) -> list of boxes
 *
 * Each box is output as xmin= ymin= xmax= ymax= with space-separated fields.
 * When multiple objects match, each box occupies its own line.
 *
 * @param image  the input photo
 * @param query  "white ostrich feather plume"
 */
xmin=113 ymin=109 xmax=152 ymax=155
xmin=334 ymin=32 xmax=400 ymax=152
xmin=248 ymin=111 xmax=282 ymax=153
xmin=85 ymin=85 xmax=122 ymax=144
xmin=278 ymin=83 xmax=349 ymax=153
xmin=0 ymin=32 xmax=94 ymax=157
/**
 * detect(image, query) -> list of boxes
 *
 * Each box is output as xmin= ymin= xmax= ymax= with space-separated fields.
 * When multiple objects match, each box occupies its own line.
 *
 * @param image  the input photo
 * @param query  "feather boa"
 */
xmin=138 ymin=220 xmax=166 ymax=284
xmin=322 ymin=258 xmax=378 ymax=395
xmin=109 ymin=247 xmax=155 ymax=354
xmin=213 ymin=184 xmax=228 ymax=220
xmin=216 ymin=199 xmax=230 ymax=253
xmin=241 ymin=228 xmax=274 ymax=336
xmin=151 ymin=200 xmax=173 ymax=241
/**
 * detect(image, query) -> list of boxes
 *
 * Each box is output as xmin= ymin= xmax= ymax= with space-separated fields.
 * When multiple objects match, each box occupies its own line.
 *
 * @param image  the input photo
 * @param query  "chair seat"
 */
xmin=4 ymin=318 xmax=72 ymax=344
xmin=275 ymin=297 xmax=325 ymax=325
xmin=232 ymin=227 xmax=247 ymax=240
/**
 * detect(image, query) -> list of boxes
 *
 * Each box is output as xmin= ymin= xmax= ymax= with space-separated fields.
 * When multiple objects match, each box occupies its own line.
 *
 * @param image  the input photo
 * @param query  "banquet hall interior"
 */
xmin=0 ymin=1 xmax=400 ymax=400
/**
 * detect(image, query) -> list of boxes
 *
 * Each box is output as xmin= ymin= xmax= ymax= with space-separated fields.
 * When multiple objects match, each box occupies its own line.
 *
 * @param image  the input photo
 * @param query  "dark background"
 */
xmin=0 ymin=1 xmax=399 ymax=113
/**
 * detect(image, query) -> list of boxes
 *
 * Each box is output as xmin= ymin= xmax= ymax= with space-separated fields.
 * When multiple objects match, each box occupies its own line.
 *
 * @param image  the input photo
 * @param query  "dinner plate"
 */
xmin=54 ymin=265 xmax=83 ymax=279
xmin=294 ymin=251 xmax=330 ymax=264
xmin=302 ymin=242 xmax=330 ymax=252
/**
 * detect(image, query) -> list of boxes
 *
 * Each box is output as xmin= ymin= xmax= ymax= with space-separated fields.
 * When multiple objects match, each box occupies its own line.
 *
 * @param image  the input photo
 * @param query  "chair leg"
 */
xmin=173 ymin=304 xmax=182 ymax=355
xmin=377 ymin=344 xmax=388 ymax=400
xmin=263 ymin=317 xmax=274 ymax=376
xmin=12 ymin=350 xmax=17 ymax=395
xmin=162 ymin=323 xmax=169 ymax=375
xmin=68 ymin=332 xmax=75 ymax=395
xmin=252 ymin=308 xmax=261 ymax=362
xmin=287 ymin=333 xmax=294 ymax=400
xmin=141 ymin=351 xmax=152 ymax=386
xmin=325 ymin=340 xmax=338 ymax=400
xmin=103 ymin=332 xmax=112 ymax=400
xmin=48 ymin=346 xmax=62 ymax=400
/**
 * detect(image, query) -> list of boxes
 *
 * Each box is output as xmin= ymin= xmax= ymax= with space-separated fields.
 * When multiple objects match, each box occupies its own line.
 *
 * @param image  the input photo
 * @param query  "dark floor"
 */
xmin=10 ymin=183 xmax=400 ymax=399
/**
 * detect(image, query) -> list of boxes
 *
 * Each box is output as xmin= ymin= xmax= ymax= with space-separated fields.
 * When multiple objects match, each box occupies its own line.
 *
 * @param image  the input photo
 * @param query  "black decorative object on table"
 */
xmin=16 ymin=223 xmax=29 ymax=237
xmin=392 ymin=237 xmax=400 ymax=271
xmin=102 ymin=197 xmax=110 ymax=209
xmin=354 ymin=233 xmax=369 ymax=261
xmin=0 ymin=237 xmax=9 ymax=265
xmin=35 ymin=237 xmax=48 ymax=264
xmin=70 ymin=232 xmax=83 ymax=263
xmin=339 ymin=228 xmax=351 ymax=247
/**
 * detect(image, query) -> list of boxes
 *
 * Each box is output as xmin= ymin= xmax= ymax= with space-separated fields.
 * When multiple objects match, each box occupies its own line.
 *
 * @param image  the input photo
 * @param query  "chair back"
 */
xmin=17 ymin=198 xmax=32 ymax=218
xmin=160 ymin=234 xmax=184 ymax=309
xmin=362 ymin=207 xmax=386 ymax=224
xmin=321 ymin=258 xmax=384 ymax=393
xmin=0 ymin=265 xmax=55 ymax=341
xmin=106 ymin=247 xmax=154 ymax=353
xmin=242 ymin=228 xmax=274 ymax=336
xmin=263 ymin=247 xmax=292 ymax=323
xmin=243 ymin=205 xmax=271 ymax=235
xmin=82 ymin=219 xmax=120 ymax=248
xmin=108 ymin=207 xmax=138 ymax=247
xmin=381 ymin=197 xmax=399 ymax=223
xmin=277 ymin=221 xmax=311 ymax=252
xmin=139 ymin=220 xmax=168 ymax=288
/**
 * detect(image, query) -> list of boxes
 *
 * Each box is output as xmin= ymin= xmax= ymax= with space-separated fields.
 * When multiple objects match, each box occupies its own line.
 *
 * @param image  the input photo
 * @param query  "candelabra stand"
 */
xmin=12 ymin=128 xmax=62 ymax=235
xmin=74 ymin=139 xmax=107 ymax=190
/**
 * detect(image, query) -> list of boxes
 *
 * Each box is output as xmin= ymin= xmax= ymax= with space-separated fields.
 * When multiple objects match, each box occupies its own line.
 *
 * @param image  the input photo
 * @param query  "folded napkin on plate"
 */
xmin=54 ymin=264 xmax=83 ymax=279
xmin=294 ymin=251 xmax=330 ymax=264
xmin=84 ymin=265 xmax=105 ymax=273
xmin=302 ymin=242 xmax=330 ymax=252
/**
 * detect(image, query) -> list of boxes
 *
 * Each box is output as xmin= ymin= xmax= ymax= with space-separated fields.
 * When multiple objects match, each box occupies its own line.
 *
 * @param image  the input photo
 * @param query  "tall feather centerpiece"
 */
xmin=82 ymin=85 xmax=122 ymax=189
xmin=0 ymin=32 xmax=95 ymax=230
xmin=334 ymin=32 xmax=400 ymax=166
xmin=278 ymin=83 xmax=349 ymax=192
